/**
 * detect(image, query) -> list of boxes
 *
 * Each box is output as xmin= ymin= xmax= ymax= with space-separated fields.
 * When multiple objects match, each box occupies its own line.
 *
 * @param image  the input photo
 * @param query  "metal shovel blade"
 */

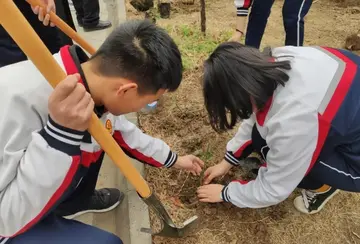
xmin=140 ymin=192 xmax=199 ymax=238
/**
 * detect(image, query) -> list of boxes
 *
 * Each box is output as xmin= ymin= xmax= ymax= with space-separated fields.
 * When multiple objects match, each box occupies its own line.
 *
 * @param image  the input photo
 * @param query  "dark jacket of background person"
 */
xmin=0 ymin=0 xmax=76 ymax=67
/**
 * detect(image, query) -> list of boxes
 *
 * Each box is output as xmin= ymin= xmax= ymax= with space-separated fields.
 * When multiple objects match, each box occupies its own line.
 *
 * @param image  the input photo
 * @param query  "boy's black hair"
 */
xmin=203 ymin=42 xmax=291 ymax=132
xmin=90 ymin=20 xmax=182 ymax=94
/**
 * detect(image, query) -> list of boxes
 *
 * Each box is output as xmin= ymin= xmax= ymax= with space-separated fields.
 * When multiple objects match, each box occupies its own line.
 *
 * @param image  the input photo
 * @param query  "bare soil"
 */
xmin=126 ymin=0 xmax=360 ymax=243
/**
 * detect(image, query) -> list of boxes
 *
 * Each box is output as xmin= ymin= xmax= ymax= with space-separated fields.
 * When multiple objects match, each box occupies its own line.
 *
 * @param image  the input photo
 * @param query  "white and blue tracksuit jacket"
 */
xmin=0 ymin=45 xmax=177 ymax=239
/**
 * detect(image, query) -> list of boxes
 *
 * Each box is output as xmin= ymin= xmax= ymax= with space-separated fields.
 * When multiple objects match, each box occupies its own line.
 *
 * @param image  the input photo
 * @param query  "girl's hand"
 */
xmin=197 ymin=184 xmax=224 ymax=203
xmin=203 ymin=159 xmax=233 ymax=185
xmin=173 ymin=155 xmax=204 ymax=176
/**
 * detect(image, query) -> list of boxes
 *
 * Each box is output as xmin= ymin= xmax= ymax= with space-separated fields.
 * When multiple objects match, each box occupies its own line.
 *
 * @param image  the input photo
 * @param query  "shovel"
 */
xmin=0 ymin=0 xmax=199 ymax=238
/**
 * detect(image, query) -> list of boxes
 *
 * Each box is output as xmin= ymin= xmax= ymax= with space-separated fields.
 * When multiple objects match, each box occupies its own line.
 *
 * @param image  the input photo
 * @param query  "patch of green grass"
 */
xmin=201 ymin=149 xmax=213 ymax=162
xmin=197 ymin=144 xmax=214 ymax=162
xmin=164 ymin=24 xmax=232 ymax=70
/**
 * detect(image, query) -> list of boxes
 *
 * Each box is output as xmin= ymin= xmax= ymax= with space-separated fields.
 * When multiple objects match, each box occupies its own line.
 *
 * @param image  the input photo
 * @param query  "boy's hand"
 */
xmin=203 ymin=159 xmax=233 ymax=185
xmin=31 ymin=0 xmax=56 ymax=27
xmin=197 ymin=184 xmax=224 ymax=203
xmin=49 ymin=74 xmax=94 ymax=131
xmin=173 ymin=155 xmax=204 ymax=176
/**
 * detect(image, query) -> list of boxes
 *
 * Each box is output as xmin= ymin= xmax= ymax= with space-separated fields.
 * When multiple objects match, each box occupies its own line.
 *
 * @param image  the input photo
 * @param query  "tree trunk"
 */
xmin=200 ymin=0 xmax=206 ymax=34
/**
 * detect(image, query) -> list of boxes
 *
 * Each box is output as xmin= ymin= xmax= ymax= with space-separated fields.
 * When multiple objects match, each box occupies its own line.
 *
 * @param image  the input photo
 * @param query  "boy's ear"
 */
xmin=116 ymin=83 xmax=138 ymax=96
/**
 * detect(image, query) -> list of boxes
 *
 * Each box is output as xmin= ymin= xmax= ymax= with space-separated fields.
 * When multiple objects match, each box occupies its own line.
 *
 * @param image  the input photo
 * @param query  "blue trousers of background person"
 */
xmin=245 ymin=0 xmax=313 ymax=48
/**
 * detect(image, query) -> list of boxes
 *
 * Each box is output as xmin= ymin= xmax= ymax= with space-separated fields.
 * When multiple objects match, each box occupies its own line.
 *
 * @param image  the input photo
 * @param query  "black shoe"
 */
xmin=63 ymin=188 xmax=124 ymax=219
xmin=294 ymin=187 xmax=339 ymax=214
xmin=83 ymin=20 xmax=112 ymax=32
xmin=78 ymin=21 xmax=83 ymax=27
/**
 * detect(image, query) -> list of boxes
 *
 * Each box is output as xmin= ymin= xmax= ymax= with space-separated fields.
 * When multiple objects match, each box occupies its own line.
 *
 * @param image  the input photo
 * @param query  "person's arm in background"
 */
xmin=229 ymin=0 xmax=254 ymax=42
xmin=113 ymin=115 xmax=204 ymax=175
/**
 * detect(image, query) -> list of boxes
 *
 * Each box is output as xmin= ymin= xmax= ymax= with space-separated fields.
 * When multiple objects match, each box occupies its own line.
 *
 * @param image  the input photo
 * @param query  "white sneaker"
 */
xmin=294 ymin=187 xmax=340 ymax=214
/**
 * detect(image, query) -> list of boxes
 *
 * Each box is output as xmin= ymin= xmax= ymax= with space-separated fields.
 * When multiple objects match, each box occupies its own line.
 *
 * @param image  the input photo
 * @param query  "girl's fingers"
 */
xmin=194 ymin=163 xmax=202 ymax=174
xmin=197 ymin=185 xmax=210 ymax=193
xmin=198 ymin=197 xmax=211 ymax=202
xmin=204 ymin=173 xmax=215 ymax=185
xmin=197 ymin=193 xmax=208 ymax=198
xmin=203 ymin=168 xmax=211 ymax=178
xmin=203 ymin=176 xmax=210 ymax=185
xmin=195 ymin=157 xmax=205 ymax=167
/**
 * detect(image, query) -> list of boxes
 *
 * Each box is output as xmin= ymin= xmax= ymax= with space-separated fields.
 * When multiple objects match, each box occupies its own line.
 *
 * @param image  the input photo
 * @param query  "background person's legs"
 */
xmin=72 ymin=0 xmax=99 ymax=27
xmin=72 ymin=0 xmax=111 ymax=31
xmin=282 ymin=0 xmax=313 ymax=46
xmin=56 ymin=0 xmax=77 ymax=45
xmin=245 ymin=0 xmax=275 ymax=49
xmin=8 ymin=214 xmax=123 ymax=244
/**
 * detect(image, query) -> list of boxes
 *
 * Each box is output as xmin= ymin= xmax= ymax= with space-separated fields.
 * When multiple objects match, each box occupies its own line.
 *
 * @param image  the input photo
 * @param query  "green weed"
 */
xmin=164 ymin=24 xmax=232 ymax=70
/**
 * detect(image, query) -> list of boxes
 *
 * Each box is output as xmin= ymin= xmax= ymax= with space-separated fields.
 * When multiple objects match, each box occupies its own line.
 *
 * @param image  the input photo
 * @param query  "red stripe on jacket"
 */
xmin=306 ymin=47 xmax=357 ymax=174
xmin=113 ymin=131 xmax=163 ymax=167
xmin=81 ymin=150 xmax=103 ymax=167
xmin=11 ymin=156 xmax=81 ymax=236
xmin=243 ymin=0 xmax=251 ymax=8
xmin=234 ymin=140 xmax=252 ymax=158
xmin=256 ymin=96 xmax=273 ymax=126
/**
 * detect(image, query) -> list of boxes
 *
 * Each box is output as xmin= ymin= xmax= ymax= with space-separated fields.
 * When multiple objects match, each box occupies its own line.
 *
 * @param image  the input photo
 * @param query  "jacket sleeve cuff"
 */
xmin=39 ymin=116 xmax=85 ymax=156
xmin=163 ymin=150 xmax=178 ymax=168
xmin=221 ymin=184 xmax=231 ymax=203
xmin=224 ymin=151 xmax=243 ymax=166
xmin=236 ymin=7 xmax=249 ymax=16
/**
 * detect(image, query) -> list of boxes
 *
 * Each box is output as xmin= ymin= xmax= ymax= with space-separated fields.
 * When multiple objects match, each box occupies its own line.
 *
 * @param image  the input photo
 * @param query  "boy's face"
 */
xmin=103 ymin=82 xmax=166 ymax=116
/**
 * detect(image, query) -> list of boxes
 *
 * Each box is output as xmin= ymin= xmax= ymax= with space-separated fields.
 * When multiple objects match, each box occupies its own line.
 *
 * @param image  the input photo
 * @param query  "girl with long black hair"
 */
xmin=197 ymin=42 xmax=360 ymax=214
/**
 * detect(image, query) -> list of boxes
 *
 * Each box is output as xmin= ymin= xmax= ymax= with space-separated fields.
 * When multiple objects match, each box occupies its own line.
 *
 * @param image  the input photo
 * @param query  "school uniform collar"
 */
xmin=256 ymin=96 xmax=273 ymax=127
xmin=60 ymin=45 xmax=105 ymax=143
xmin=60 ymin=44 xmax=106 ymax=117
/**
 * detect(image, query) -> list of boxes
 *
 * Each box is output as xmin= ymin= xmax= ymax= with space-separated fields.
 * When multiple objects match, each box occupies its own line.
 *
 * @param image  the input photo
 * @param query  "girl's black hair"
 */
xmin=203 ymin=42 xmax=291 ymax=132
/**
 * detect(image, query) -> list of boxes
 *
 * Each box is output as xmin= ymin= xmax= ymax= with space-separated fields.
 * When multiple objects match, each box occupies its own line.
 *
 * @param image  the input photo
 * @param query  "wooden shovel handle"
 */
xmin=26 ymin=0 xmax=97 ymax=55
xmin=0 ymin=0 xmax=151 ymax=198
